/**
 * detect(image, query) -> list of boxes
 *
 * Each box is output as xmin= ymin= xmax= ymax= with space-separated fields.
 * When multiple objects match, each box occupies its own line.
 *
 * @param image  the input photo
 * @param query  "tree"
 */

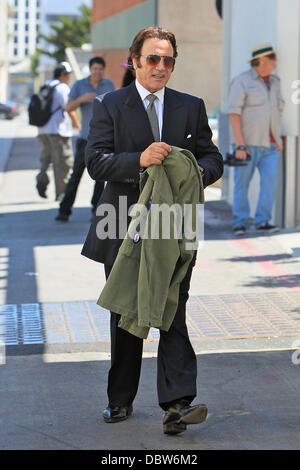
xmin=30 ymin=50 xmax=40 ymax=77
xmin=37 ymin=4 xmax=91 ymax=63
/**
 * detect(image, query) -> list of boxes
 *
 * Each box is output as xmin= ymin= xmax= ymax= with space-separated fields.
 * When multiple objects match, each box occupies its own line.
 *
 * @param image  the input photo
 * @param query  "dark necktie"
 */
xmin=146 ymin=94 xmax=160 ymax=142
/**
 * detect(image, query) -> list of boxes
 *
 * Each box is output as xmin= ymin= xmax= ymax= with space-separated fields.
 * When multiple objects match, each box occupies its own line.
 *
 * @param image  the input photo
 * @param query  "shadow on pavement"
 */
xmin=225 ymin=254 xmax=293 ymax=263
xmin=1 ymin=207 xmax=92 ymax=305
xmin=0 ymin=350 xmax=300 ymax=450
xmin=243 ymin=274 xmax=300 ymax=289
xmin=3 ymin=136 xmax=78 ymax=173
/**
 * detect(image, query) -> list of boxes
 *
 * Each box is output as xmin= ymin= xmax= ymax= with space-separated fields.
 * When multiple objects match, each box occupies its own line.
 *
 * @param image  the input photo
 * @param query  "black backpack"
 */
xmin=28 ymin=82 xmax=61 ymax=127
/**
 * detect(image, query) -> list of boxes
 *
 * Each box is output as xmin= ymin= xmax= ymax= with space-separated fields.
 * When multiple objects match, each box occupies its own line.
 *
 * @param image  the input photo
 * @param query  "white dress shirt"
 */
xmin=135 ymin=79 xmax=165 ymax=140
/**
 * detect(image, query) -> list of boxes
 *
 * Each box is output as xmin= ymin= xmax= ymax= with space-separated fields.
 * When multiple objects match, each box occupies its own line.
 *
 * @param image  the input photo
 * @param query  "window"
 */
xmin=24 ymin=48 xmax=29 ymax=56
xmin=36 ymin=0 xmax=40 ymax=7
xmin=25 ymin=12 xmax=29 ymax=19
xmin=14 ymin=23 xmax=18 ymax=32
xmin=25 ymin=0 xmax=29 ymax=7
xmin=36 ymin=12 xmax=40 ymax=20
xmin=25 ymin=36 xmax=29 ymax=44
xmin=13 ymin=36 xmax=18 ymax=43
xmin=25 ymin=24 xmax=29 ymax=32
xmin=14 ymin=48 xmax=18 ymax=56
xmin=14 ymin=0 xmax=18 ymax=6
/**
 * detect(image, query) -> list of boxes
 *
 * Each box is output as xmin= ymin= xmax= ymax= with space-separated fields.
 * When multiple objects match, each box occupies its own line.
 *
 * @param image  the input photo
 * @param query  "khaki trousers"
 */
xmin=37 ymin=134 xmax=73 ymax=199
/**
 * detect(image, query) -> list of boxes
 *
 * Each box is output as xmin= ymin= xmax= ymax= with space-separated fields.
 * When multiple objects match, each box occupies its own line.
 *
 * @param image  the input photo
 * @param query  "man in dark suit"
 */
xmin=82 ymin=27 xmax=223 ymax=435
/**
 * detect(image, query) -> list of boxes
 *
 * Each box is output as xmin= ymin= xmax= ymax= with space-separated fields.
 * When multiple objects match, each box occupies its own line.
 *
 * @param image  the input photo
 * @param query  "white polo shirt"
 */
xmin=38 ymin=79 xmax=73 ymax=137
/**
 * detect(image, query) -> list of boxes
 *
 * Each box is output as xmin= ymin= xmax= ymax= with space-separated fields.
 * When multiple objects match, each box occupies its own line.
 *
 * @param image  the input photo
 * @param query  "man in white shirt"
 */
xmin=36 ymin=61 xmax=80 ymax=200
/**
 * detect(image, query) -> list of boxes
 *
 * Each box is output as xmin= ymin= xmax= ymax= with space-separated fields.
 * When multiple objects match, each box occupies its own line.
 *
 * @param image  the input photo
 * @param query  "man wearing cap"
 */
xmin=227 ymin=43 xmax=284 ymax=236
xmin=36 ymin=61 xmax=80 ymax=201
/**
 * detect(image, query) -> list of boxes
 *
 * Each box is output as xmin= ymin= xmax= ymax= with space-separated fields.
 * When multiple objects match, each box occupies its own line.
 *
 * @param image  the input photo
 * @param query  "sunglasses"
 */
xmin=140 ymin=54 xmax=176 ymax=69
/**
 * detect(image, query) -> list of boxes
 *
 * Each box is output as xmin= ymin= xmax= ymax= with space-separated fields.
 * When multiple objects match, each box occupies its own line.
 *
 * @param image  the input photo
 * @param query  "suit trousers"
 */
xmin=104 ymin=252 xmax=197 ymax=411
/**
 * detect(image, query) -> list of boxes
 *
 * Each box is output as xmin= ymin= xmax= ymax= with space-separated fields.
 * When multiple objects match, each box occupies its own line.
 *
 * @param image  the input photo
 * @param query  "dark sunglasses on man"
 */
xmin=140 ymin=54 xmax=176 ymax=69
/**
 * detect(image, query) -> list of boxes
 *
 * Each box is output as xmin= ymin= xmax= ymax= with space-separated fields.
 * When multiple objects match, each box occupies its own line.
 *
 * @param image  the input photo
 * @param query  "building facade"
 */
xmin=91 ymin=0 xmax=222 ymax=114
xmin=40 ymin=0 xmax=91 ymax=67
xmin=0 ymin=0 xmax=8 ymax=101
xmin=7 ymin=0 xmax=91 ymax=67
xmin=6 ymin=0 xmax=92 ymax=99
xmin=8 ymin=0 xmax=42 ymax=64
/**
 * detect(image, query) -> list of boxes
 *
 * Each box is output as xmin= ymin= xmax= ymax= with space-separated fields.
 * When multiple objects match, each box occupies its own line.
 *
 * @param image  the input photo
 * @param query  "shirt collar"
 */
xmin=135 ymin=79 xmax=165 ymax=103
xmin=250 ymin=68 xmax=260 ymax=80
xmin=88 ymin=76 xmax=103 ymax=88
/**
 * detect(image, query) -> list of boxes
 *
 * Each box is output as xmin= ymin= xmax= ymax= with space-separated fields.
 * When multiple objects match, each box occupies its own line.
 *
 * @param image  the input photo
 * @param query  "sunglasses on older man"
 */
xmin=140 ymin=54 xmax=176 ymax=68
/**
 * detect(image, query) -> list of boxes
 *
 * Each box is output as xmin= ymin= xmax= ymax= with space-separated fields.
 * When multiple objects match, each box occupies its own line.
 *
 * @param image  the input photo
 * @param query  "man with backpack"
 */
xmin=35 ymin=62 xmax=80 ymax=200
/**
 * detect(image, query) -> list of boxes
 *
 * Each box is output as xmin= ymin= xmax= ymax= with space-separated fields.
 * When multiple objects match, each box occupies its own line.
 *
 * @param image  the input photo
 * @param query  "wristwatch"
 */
xmin=236 ymin=145 xmax=247 ymax=151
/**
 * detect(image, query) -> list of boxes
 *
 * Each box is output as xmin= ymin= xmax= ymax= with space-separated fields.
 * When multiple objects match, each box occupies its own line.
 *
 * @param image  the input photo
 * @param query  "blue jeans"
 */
xmin=232 ymin=144 xmax=280 ymax=228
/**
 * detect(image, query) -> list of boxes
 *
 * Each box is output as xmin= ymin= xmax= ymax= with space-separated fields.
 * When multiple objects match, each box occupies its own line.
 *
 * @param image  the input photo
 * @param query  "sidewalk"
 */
xmin=0 ymin=111 xmax=300 ymax=450
xmin=0 ymin=115 xmax=17 ymax=188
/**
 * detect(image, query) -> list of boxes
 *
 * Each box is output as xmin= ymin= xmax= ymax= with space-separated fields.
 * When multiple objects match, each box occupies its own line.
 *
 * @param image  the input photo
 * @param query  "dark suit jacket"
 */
xmin=81 ymin=81 xmax=223 ymax=265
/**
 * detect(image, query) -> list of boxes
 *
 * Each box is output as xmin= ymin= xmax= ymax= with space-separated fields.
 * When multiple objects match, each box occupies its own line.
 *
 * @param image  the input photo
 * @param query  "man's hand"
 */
xmin=66 ymin=94 xmax=96 ymax=113
xmin=235 ymin=149 xmax=248 ymax=160
xmin=140 ymin=142 xmax=171 ymax=167
xmin=80 ymin=92 xmax=97 ymax=103
xmin=68 ymin=111 xmax=81 ymax=132
xmin=228 ymin=114 xmax=248 ymax=160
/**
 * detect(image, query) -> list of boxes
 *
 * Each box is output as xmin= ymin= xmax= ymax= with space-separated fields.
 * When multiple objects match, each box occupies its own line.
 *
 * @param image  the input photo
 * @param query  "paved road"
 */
xmin=0 ymin=111 xmax=300 ymax=450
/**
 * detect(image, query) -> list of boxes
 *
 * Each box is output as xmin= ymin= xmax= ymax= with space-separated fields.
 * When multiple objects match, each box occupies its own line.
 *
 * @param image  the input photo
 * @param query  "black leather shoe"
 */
xmin=163 ymin=400 xmax=208 ymax=435
xmin=103 ymin=405 xmax=133 ymax=423
xmin=55 ymin=213 xmax=69 ymax=222
xmin=36 ymin=183 xmax=47 ymax=199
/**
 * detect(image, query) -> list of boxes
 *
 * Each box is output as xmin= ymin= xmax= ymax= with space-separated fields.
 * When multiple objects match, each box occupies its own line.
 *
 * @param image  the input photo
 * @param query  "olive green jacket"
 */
xmin=97 ymin=146 xmax=204 ymax=339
